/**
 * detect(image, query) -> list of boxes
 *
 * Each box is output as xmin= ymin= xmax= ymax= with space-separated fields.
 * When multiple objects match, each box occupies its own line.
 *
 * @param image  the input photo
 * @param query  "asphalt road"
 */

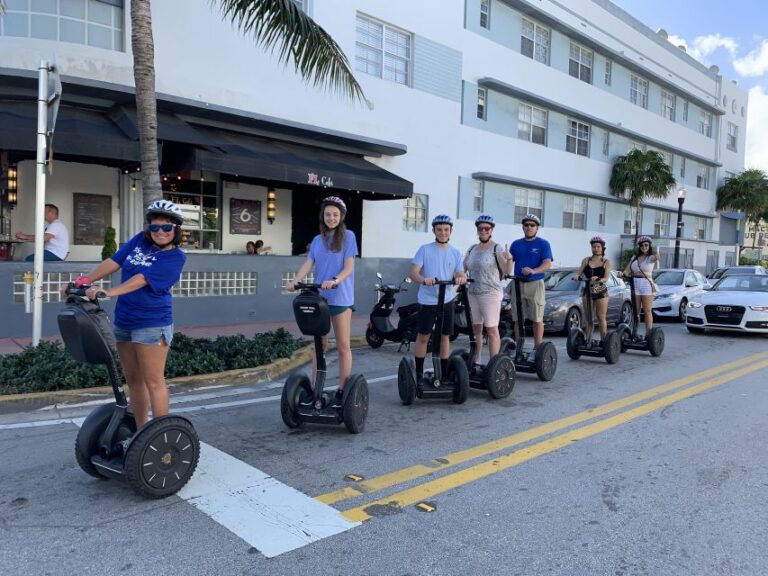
xmin=1 ymin=322 xmax=767 ymax=576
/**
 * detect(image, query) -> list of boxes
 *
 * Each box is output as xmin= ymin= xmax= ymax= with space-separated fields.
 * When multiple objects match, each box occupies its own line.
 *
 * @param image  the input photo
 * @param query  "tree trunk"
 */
xmin=131 ymin=0 xmax=162 ymax=207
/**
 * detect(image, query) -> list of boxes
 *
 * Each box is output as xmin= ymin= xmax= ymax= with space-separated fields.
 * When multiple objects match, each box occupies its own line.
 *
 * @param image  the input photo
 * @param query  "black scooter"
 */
xmin=617 ymin=274 xmax=665 ymax=356
xmin=506 ymin=275 xmax=558 ymax=381
xmin=451 ymin=281 xmax=516 ymax=399
xmin=566 ymin=276 xmax=622 ymax=364
xmin=281 ymin=283 xmax=369 ymax=433
xmin=61 ymin=285 xmax=200 ymax=499
xmin=366 ymin=272 xmax=419 ymax=352
xmin=397 ymin=279 xmax=470 ymax=404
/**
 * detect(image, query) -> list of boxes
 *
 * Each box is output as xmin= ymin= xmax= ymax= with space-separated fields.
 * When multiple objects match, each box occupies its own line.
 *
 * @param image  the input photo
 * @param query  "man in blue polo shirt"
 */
xmin=507 ymin=213 xmax=553 ymax=350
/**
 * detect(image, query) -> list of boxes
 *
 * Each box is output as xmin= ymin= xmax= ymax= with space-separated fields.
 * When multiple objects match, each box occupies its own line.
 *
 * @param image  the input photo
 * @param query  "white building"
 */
xmin=0 ymin=0 xmax=748 ymax=271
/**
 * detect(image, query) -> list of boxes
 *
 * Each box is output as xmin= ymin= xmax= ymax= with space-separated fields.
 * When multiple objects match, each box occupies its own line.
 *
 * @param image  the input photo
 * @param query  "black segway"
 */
xmin=60 ymin=285 xmax=200 ymax=499
xmin=617 ymin=274 xmax=664 ymax=356
xmin=281 ymin=283 xmax=369 ymax=433
xmin=506 ymin=275 xmax=558 ymax=381
xmin=398 ymin=280 xmax=470 ymax=405
xmin=566 ymin=276 xmax=621 ymax=364
xmin=450 ymin=282 xmax=515 ymax=399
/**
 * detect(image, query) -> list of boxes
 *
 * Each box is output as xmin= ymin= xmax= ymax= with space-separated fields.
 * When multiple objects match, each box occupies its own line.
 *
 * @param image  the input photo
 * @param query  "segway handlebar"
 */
xmin=423 ymin=278 xmax=472 ymax=286
xmin=294 ymin=282 xmax=337 ymax=291
xmin=64 ymin=283 xmax=108 ymax=300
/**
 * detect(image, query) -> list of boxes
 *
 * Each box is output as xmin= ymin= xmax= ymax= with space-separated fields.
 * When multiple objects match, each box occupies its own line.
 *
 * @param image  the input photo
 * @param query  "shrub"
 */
xmin=101 ymin=226 xmax=117 ymax=260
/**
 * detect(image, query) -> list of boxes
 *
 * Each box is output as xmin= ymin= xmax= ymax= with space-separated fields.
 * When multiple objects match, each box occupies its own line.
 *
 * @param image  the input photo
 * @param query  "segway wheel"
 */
xmin=281 ymin=373 xmax=312 ymax=428
xmin=124 ymin=416 xmax=200 ymax=499
xmin=449 ymin=355 xmax=469 ymax=404
xmin=342 ymin=374 xmax=369 ymax=434
xmin=499 ymin=336 xmax=515 ymax=355
xmin=534 ymin=341 xmax=558 ymax=382
xmin=365 ymin=326 xmax=384 ymax=349
xmin=603 ymin=331 xmax=621 ymax=365
xmin=647 ymin=327 xmax=665 ymax=357
xmin=616 ymin=324 xmax=631 ymax=353
xmin=449 ymin=348 xmax=470 ymax=369
xmin=398 ymin=357 xmax=417 ymax=405
xmin=566 ymin=328 xmax=585 ymax=360
xmin=485 ymin=354 xmax=515 ymax=400
xmin=75 ymin=403 xmax=119 ymax=478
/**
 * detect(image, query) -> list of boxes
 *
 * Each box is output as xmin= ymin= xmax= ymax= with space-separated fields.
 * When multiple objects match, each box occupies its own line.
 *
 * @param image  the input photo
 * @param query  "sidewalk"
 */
xmin=0 ymin=313 xmax=371 ymax=356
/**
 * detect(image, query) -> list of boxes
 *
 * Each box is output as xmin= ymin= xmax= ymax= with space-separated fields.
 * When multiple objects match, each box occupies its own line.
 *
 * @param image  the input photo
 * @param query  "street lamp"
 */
xmin=673 ymin=188 xmax=686 ymax=268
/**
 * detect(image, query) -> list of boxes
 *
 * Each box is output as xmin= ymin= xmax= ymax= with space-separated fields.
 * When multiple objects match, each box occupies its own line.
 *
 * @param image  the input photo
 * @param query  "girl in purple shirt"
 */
xmin=288 ymin=196 xmax=357 ymax=407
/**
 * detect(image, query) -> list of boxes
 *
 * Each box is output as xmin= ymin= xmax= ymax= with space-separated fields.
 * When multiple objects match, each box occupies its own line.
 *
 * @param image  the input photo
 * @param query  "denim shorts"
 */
xmin=114 ymin=325 xmax=174 ymax=346
xmin=328 ymin=305 xmax=355 ymax=317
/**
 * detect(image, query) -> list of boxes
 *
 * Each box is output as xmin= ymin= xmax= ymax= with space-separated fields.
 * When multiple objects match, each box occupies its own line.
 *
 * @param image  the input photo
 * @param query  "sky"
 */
xmin=612 ymin=0 xmax=768 ymax=173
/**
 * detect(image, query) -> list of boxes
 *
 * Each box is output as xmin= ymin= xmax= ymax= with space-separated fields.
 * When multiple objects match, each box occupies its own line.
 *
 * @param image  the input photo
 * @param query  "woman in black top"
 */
xmin=573 ymin=236 xmax=612 ymax=339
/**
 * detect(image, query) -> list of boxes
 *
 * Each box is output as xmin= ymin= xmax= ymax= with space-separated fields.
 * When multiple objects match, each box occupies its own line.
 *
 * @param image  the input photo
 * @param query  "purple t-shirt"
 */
xmin=110 ymin=233 xmax=186 ymax=329
xmin=309 ymin=229 xmax=358 ymax=306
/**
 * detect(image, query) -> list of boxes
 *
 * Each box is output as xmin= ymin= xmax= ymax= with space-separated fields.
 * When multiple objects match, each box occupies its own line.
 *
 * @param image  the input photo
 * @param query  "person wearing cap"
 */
xmin=463 ymin=214 xmax=511 ymax=367
xmin=73 ymin=199 xmax=187 ymax=428
xmin=622 ymin=235 xmax=659 ymax=334
xmin=507 ymin=214 xmax=552 ymax=350
xmin=409 ymin=214 xmax=467 ymax=382
xmin=287 ymin=196 xmax=357 ymax=408
xmin=573 ymin=236 xmax=612 ymax=339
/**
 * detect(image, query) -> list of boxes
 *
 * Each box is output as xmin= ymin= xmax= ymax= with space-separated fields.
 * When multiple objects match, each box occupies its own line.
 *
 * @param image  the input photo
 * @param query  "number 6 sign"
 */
xmin=230 ymin=198 xmax=262 ymax=235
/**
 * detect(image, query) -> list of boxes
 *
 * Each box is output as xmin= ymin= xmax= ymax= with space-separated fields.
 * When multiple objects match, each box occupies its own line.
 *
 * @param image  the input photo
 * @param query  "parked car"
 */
xmin=650 ymin=268 xmax=709 ymax=321
xmin=686 ymin=274 xmax=768 ymax=334
xmin=707 ymin=265 xmax=767 ymax=280
xmin=539 ymin=268 xmax=632 ymax=334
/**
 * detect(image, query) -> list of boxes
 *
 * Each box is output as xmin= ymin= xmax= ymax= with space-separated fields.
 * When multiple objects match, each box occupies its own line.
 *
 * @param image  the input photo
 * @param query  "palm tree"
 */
xmin=716 ymin=168 xmax=768 ymax=259
xmin=609 ymin=149 xmax=677 ymax=242
xmin=131 ymin=0 xmax=366 ymax=206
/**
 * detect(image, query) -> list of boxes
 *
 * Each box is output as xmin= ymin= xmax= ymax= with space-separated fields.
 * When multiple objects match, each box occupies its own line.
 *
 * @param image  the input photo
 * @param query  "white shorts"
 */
xmin=467 ymin=291 xmax=503 ymax=327
xmin=633 ymin=277 xmax=654 ymax=296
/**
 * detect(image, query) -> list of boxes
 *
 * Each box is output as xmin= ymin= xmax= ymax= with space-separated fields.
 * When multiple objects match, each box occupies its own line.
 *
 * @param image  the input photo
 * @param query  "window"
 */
xmin=706 ymin=249 xmax=719 ymax=273
xmin=562 ymin=196 xmax=587 ymax=229
xmin=682 ymin=101 xmax=689 ymax=121
xmin=661 ymin=91 xmax=676 ymax=121
xmin=518 ymin=103 xmax=547 ymax=145
xmin=630 ymin=75 xmax=649 ymax=109
xmin=569 ymin=43 xmax=593 ymax=83
xmin=514 ymin=188 xmax=543 ymax=223
xmin=680 ymin=157 xmax=686 ymax=178
xmin=660 ymin=247 xmax=693 ymax=269
xmin=624 ymin=207 xmax=639 ymax=235
xmin=727 ymin=122 xmax=738 ymax=151
xmin=355 ymin=14 xmax=411 ymax=85
xmin=696 ymin=164 xmax=710 ymax=189
xmin=628 ymin=140 xmax=645 ymax=153
xmin=598 ymin=200 xmax=606 ymax=226
xmin=521 ymin=18 xmax=550 ymax=64
xmin=566 ymin=120 xmax=590 ymax=157
xmin=694 ymin=217 xmax=707 ymax=240
xmin=480 ymin=0 xmax=490 ymax=29
xmin=0 ymin=0 xmax=124 ymax=50
xmin=477 ymin=88 xmax=487 ymax=120
xmin=602 ymin=131 xmax=610 ymax=156
xmin=473 ymin=180 xmax=484 ymax=212
xmin=604 ymin=60 xmax=612 ymax=86
xmin=654 ymin=211 xmax=670 ymax=237
xmin=698 ymin=110 xmax=713 ymax=137
xmin=403 ymin=193 xmax=428 ymax=231
xmin=661 ymin=150 xmax=674 ymax=170
xmin=163 ymin=178 xmax=219 ymax=249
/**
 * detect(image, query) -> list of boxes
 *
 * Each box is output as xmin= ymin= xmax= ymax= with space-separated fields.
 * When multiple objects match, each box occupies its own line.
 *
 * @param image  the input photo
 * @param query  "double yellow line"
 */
xmin=315 ymin=351 xmax=768 ymax=522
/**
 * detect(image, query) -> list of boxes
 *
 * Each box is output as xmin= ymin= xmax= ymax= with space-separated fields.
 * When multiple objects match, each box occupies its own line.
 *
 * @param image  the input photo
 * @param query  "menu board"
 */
xmin=230 ymin=198 xmax=261 ymax=235
xmin=73 ymin=193 xmax=112 ymax=245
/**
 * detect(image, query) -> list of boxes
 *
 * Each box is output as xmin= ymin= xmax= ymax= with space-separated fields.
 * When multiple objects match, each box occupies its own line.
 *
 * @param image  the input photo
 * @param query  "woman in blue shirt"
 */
xmin=287 ymin=196 xmax=357 ymax=408
xmin=77 ymin=200 xmax=187 ymax=428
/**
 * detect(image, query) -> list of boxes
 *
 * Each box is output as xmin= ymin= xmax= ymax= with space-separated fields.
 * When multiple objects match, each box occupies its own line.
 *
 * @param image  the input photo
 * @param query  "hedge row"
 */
xmin=0 ymin=329 xmax=305 ymax=396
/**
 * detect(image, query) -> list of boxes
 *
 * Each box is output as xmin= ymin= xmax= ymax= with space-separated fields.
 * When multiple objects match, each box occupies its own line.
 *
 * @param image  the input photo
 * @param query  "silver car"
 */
xmin=540 ymin=269 xmax=633 ymax=334
xmin=651 ymin=268 xmax=709 ymax=321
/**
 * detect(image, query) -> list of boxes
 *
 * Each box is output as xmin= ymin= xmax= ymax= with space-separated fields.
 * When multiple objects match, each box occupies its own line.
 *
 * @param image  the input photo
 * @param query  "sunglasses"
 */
xmin=477 ymin=226 xmax=492 ymax=232
xmin=523 ymin=223 xmax=538 ymax=228
xmin=639 ymin=243 xmax=650 ymax=247
xmin=149 ymin=223 xmax=176 ymax=233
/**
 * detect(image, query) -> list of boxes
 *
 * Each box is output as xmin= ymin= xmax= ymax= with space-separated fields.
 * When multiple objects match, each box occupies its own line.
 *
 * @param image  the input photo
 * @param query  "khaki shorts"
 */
xmin=467 ymin=291 xmax=503 ymax=327
xmin=507 ymin=279 xmax=545 ymax=323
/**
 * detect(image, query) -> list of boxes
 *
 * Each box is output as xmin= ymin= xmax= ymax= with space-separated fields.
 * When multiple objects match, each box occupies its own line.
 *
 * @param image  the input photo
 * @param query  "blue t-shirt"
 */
xmin=510 ymin=237 xmax=553 ymax=281
xmin=412 ymin=243 xmax=464 ymax=305
xmin=309 ymin=229 xmax=358 ymax=306
xmin=110 ymin=233 xmax=186 ymax=329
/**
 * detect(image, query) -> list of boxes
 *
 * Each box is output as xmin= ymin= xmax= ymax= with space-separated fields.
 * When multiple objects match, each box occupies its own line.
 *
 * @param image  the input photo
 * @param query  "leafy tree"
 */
xmin=716 ymin=168 xmax=768 ymax=258
xmin=609 ymin=149 xmax=677 ymax=242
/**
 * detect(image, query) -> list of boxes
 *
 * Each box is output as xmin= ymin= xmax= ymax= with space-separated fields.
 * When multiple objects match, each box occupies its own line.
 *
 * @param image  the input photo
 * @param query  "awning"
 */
xmin=108 ymin=106 xmax=216 ymax=147
xmin=171 ymin=127 xmax=413 ymax=199
xmin=0 ymin=101 xmax=139 ymax=164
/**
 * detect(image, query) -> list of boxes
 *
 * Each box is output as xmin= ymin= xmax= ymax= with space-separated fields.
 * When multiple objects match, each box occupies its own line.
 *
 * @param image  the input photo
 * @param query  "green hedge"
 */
xmin=0 ymin=329 xmax=305 ymax=396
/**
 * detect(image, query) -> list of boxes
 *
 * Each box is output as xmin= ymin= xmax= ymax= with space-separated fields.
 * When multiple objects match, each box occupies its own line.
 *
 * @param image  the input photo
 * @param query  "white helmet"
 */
xmin=146 ymin=199 xmax=183 ymax=226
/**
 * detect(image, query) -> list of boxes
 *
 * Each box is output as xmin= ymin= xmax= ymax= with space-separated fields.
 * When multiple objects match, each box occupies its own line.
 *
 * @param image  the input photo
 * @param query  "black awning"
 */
xmin=174 ymin=128 xmax=412 ymax=198
xmin=0 ymin=101 xmax=140 ymax=164
xmin=108 ymin=106 xmax=216 ymax=147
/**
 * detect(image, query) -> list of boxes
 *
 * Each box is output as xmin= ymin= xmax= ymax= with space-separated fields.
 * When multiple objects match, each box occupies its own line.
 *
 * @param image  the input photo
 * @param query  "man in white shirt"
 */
xmin=16 ymin=203 xmax=70 ymax=261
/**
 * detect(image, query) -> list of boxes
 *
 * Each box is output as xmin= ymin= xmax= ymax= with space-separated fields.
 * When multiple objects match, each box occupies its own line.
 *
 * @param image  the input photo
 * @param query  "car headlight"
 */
xmin=688 ymin=301 xmax=703 ymax=308
xmin=749 ymin=305 xmax=768 ymax=312
xmin=654 ymin=294 xmax=669 ymax=300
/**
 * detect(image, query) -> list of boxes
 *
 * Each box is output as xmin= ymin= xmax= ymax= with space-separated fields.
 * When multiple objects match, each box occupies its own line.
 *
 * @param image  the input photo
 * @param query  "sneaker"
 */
xmin=328 ymin=391 xmax=344 ymax=409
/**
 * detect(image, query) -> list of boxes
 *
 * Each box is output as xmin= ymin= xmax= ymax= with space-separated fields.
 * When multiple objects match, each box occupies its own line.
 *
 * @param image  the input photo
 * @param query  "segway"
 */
xmin=450 ymin=282 xmax=515 ymax=399
xmin=617 ymin=274 xmax=665 ymax=356
xmin=60 ymin=285 xmax=200 ymax=499
xmin=397 ymin=279 xmax=470 ymax=405
xmin=566 ymin=276 xmax=622 ymax=364
xmin=281 ymin=283 xmax=369 ymax=433
xmin=506 ymin=275 xmax=558 ymax=381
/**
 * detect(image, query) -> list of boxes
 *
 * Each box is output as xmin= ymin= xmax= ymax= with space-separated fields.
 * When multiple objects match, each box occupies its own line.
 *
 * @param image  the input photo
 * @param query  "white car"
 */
xmin=686 ymin=274 xmax=768 ymax=334
xmin=651 ymin=269 xmax=709 ymax=321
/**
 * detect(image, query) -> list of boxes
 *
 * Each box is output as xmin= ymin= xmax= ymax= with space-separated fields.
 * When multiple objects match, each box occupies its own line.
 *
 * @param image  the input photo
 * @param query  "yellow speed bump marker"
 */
xmin=416 ymin=502 xmax=436 ymax=513
xmin=345 ymin=474 xmax=364 ymax=482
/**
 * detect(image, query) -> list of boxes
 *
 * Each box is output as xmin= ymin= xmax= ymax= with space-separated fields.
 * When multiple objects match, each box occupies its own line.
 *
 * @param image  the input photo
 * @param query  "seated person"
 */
xmin=246 ymin=241 xmax=256 ymax=254
xmin=254 ymin=239 xmax=272 ymax=255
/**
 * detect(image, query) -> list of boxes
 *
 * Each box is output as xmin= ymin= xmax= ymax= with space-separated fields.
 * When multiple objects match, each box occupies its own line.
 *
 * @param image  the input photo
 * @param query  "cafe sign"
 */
xmin=307 ymin=172 xmax=334 ymax=187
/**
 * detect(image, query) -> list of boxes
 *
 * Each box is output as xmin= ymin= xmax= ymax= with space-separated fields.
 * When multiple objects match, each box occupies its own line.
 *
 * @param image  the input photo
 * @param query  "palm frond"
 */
xmin=716 ymin=169 xmax=768 ymax=222
xmin=212 ymin=0 xmax=366 ymax=104
xmin=609 ymin=149 xmax=675 ymax=207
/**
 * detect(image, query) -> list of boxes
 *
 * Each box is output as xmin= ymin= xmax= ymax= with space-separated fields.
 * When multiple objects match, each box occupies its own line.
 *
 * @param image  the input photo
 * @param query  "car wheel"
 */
xmin=564 ymin=307 xmax=582 ymax=334
xmin=678 ymin=298 xmax=688 ymax=322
